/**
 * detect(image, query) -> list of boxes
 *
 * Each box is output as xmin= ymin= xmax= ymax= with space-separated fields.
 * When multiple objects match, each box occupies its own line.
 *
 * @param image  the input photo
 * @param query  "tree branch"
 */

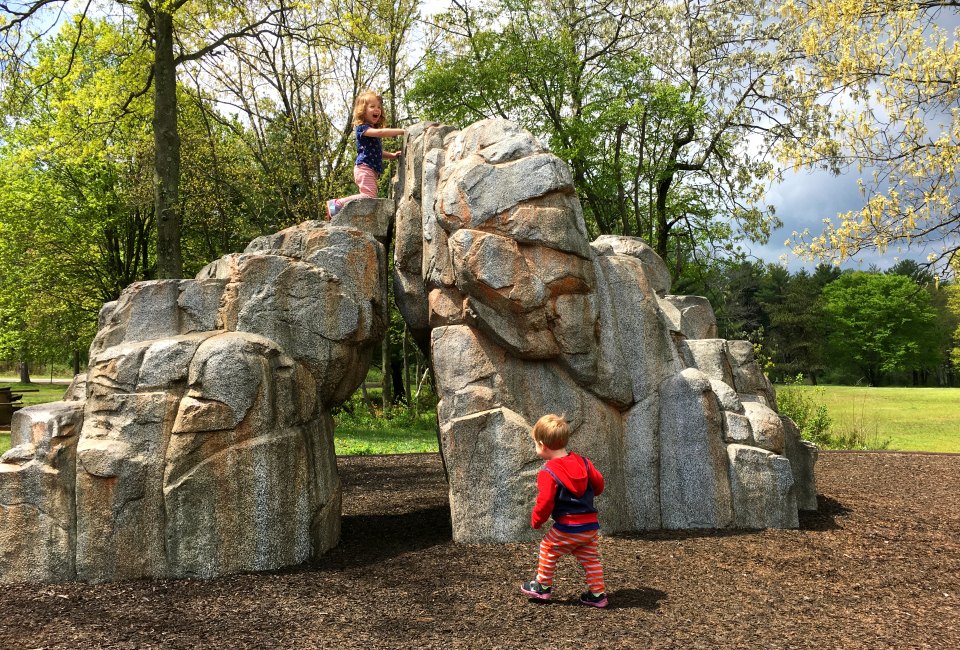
xmin=174 ymin=7 xmax=286 ymax=65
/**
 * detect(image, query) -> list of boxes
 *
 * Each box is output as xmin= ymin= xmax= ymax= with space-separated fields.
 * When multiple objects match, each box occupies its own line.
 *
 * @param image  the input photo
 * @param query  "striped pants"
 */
xmin=536 ymin=526 xmax=605 ymax=594
xmin=335 ymin=164 xmax=380 ymax=207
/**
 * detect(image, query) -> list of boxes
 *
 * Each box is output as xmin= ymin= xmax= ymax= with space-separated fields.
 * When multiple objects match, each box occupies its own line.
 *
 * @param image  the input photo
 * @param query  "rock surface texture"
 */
xmin=1 ymin=119 xmax=817 ymax=583
xmin=393 ymin=119 xmax=817 ymax=542
xmin=1 ymin=208 xmax=389 ymax=582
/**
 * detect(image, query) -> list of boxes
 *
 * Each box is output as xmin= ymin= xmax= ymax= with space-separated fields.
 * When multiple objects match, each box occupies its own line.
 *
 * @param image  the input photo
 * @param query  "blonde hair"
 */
xmin=352 ymin=90 xmax=386 ymax=127
xmin=531 ymin=414 xmax=570 ymax=451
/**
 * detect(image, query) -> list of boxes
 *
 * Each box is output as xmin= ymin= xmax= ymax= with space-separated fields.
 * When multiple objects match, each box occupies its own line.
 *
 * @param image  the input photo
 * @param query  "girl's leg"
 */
xmin=571 ymin=530 xmax=606 ymax=594
xmin=332 ymin=165 xmax=379 ymax=208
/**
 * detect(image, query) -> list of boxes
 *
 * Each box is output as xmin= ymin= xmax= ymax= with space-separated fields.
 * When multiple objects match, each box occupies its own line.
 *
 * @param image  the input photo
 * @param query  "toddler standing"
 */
xmin=520 ymin=414 xmax=608 ymax=608
xmin=326 ymin=90 xmax=405 ymax=219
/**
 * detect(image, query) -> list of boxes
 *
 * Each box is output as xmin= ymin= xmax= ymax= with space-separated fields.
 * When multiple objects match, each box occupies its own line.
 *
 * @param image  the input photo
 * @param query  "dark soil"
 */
xmin=2 ymin=452 xmax=959 ymax=649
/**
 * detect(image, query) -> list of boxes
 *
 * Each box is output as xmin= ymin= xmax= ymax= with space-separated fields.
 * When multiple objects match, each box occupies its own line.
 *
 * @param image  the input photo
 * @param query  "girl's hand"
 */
xmin=385 ymin=151 xmax=402 ymax=160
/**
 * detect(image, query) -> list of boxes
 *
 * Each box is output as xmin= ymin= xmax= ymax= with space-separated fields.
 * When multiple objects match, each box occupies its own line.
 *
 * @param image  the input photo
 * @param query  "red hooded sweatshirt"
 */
xmin=531 ymin=452 xmax=605 ymax=530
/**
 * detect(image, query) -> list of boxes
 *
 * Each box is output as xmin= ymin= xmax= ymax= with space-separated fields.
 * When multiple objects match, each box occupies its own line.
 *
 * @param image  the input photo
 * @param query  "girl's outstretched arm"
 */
xmin=384 ymin=151 xmax=402 ymax=160
xmin=363 ymin=127 xmax=406 ymax=138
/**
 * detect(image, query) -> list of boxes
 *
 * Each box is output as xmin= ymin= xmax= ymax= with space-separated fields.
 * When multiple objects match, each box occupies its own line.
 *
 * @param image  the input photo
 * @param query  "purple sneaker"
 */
xmin=520 ymin=580 xmax=552 ymax=601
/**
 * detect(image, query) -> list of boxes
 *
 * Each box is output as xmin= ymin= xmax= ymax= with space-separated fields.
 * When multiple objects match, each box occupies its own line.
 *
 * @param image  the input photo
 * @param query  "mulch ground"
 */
xmin=2 ymin=451 xmax=958 ymax=649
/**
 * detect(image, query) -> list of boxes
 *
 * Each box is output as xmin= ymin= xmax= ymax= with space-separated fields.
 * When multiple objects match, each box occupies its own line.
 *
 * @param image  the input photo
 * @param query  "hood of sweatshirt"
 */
xmin=544 ymin=453 xmax=590 ymax=496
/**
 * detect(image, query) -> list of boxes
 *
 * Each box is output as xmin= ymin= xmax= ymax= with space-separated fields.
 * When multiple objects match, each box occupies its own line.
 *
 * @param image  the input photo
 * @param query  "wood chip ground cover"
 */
xmin=1 ymin=452 xmax=958 ymax=649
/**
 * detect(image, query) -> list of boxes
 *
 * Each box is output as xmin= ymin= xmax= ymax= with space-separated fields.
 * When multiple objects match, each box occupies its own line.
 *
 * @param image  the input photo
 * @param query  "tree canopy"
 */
xmin=409 ymin=0 xmax=834 ymax=274
xmin=819 ymin=271 xmax=941 ymax=385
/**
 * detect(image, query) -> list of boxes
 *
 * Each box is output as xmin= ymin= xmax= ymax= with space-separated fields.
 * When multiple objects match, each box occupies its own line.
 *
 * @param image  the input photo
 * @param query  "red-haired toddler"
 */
xmin=520 ymin=414 xmax=608 ymax=608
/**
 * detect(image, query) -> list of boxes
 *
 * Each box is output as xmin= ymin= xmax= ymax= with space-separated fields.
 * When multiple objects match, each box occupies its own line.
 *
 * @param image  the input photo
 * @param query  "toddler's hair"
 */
xmin=352 ymin=90 xmax=387 ymax=128
xmin=532 ymin=414 xmax=570 ymax=450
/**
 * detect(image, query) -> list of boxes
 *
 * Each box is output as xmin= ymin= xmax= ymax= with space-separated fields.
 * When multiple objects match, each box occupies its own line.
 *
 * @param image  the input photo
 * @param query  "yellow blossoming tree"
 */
xmin=779 ymin=0 xmax=959 ymax=277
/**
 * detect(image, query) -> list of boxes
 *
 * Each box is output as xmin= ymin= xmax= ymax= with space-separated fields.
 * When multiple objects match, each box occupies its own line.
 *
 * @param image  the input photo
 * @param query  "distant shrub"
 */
xmin=776 ymin=375 xmax=890 ymax=450
xmin=777 ymin=375 xmax=834 ymax=448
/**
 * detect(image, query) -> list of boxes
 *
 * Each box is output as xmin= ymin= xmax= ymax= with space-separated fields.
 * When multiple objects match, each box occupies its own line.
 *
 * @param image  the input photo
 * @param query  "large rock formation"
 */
xmin=1 ymin=204 xmax=389 ymax=582
xmin=392 ymin=119 xmax=817 ymax=542
xmin=1 ymin=119 xmax=816 ymax=583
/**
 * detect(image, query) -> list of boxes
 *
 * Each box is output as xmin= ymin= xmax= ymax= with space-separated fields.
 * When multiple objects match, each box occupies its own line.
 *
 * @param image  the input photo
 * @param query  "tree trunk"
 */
xmin=18 ymin=359 xmax=31 ymax=384
xmin=390 ymin=356 xmax=406 ymax=405
xmin=153 ymin=10 xmax=183 ymax=279
xmin=403 ymin=327 xmax=411 ymax=405
xmin=73 ymin=350 xmax=81 ymax=376
xmin=381 ymin=339 xmax=391 ymax=410
xmin=655 ymin=175 xmax=671 ymax=260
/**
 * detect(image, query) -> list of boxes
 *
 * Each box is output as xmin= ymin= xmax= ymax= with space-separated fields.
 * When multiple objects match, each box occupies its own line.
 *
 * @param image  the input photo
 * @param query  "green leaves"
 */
xmin=820 ymin=272 xmax=941 ymax=384
xmin=410 ymin=0 xmax=802 ymax=273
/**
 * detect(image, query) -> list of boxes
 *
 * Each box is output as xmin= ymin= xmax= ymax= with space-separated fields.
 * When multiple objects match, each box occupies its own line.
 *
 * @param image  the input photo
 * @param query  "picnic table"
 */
xmin=0 ymin=386 xmax=28 ymax=426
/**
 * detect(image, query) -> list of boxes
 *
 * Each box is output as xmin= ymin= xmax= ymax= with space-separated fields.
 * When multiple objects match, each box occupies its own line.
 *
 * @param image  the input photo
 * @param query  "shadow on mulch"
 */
xmin=605 ymin=587 xmax=668 ymax=610
xmin=332 ymin=505 xmax=453 ymax=568
xmin=525 ymin=587 xmax=668 ymax=610
xmin=612 ymin=527 xmax=758 ymax=543
xmin=799 ymin=494 xmax=851 ymax=531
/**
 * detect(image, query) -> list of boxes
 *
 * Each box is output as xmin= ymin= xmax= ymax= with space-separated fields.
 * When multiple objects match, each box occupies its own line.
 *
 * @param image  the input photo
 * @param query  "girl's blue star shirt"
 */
xmin=355 ymin=124 xmax=384 ymax=175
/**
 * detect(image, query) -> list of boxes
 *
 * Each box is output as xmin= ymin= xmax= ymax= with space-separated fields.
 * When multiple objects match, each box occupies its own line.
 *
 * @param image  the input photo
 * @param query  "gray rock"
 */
xmin=623 ymin=398 xmax=662 ymax=529
xmin=1 ymin=218 xmax=383 ymax=584
xmin=726 ymin=340 xmax=776 ymax=405
xmin=89 ymin=281 xmax=182 ymax=356
xmin=658 ymin=369 xmax=733 ymax=529
xmin=439 ymin=153 xmax=574 ymax=230
xmin=76 ymin=391 xmax=174 ymax=582
xmin=0 ymin=402 xmax=83 ymax=583
xmin=723 ymin=412 xmax=755 ymax=445
xmin=680 ymin=339 xmax=736 ymax=387
xmin=592 ymin=235 xmax=672 ymax=295
xmin=727 ymin=444 xmax=798 ymax=528
xmin=710 ymin=379 xmax=743 ymax=413
xmin=782 ymin=417 xmax=819 ymax=511
xmin=742 ymin=400 xmax=786 ymax=454
xmin=330 ymin=198 xmax=393 ymax=243
xmin=446 ymin=118 xmax=544 ymax=164
xmin=442 ymin=407 xmax=540 ymax=543
xmin=658 ymin=295 xmax=718 ymax=339
xmin=63 ymin=373 xmax=87 ymax=401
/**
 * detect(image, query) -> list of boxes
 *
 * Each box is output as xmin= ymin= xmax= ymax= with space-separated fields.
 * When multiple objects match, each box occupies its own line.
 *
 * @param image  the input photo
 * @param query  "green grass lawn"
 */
xmin=777 ymin=385 xmax=960 ymax=453
xmin=333 ymin=407 xmax=438 ymax=455
xmin=5 ymin=382 xmax=71 ymax=407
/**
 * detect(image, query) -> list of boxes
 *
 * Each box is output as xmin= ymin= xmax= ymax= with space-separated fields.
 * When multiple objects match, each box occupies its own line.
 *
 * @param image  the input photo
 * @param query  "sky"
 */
xmin=753 ymin=9 xmax=960 ymax=274
xmin=752 ymin=170 xmax=917 ymax=273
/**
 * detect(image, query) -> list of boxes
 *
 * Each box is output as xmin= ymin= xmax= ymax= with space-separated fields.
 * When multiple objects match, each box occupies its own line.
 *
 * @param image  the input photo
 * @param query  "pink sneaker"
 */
xmin=520 ymin=580 xmax=552 ymax=601
xmin=579 ymin=591 xmax=608 ymax=608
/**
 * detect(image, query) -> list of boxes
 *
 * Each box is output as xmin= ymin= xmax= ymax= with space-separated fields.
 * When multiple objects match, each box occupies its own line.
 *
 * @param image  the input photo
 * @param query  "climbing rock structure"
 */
xmin=0 ymin=119 xmax=816 ymax=582
xmin=0 ymin=203 xmax=390 ymax=582
xmin=393 ymin=119 xmax=817 ymax=543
